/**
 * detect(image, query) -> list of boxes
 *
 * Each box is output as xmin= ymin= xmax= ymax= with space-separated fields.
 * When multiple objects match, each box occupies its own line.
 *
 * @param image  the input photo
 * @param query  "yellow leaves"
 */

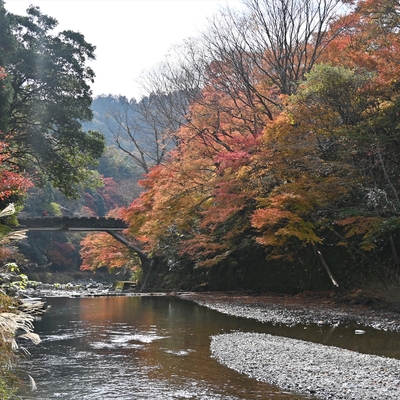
xmin=251 ymin=196 xmax=322 ymax=250
xmin=335 ymin=216 xmax=382 ymax=250
xmin=255 ymin=222 xmax=322 ymax=249
xmin=336 ymin=216 xmax=380 ymax=235
xmin=263 ymin=112 xmax=294 ymax=143
xmin=228 ymin=163 xmax=252 ymax=181
xmin=255 ymin=191 xmax=316 ymax=215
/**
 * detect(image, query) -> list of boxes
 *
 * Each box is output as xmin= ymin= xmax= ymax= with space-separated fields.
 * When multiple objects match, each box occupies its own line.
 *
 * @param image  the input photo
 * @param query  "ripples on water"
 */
xmin=20 ymin=295 xmax=398 ymax=399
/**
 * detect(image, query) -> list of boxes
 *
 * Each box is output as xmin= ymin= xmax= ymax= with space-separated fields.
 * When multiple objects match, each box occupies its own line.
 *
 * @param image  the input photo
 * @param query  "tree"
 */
xmin=0 ymin=141 xmax=32 ymax=209
xmin=104 ymin=95 xmax=177 ymax=174
xmin=132 ymin=0 xmax=345 ymax=161
xmin=241 ymin=0 xmax=344 ymax=94
xmin=121 ymin=84 xmax=263 ymax=271
xmin=80 ymin=231 xmax=139 ymax=273
xmin=0 ymin=137 xmax=32 ymax=263
xmin=0 ymin=69 xmax=32 ymax=210
xmin=110 ymin=0 xmax=348 ymax=283
xmin=304 ymin=0 xmax=400 ymax=267
xmin=195 ymin=0 xmax=345 ymax=126
xmin=138 ymin=39 xmax=204 ymax=138
xmin=0 ymin=3 xmax=104 ymax=197
xmin=81 ymin=0 xmax=400 ymax=290
xmin=80 ymin=206 xmax=141 ymax=276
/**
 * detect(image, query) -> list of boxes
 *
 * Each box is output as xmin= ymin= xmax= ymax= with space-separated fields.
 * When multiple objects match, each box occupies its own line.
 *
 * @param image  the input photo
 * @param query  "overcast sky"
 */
xmin=5 ymin=0 xmax=241 ymax=99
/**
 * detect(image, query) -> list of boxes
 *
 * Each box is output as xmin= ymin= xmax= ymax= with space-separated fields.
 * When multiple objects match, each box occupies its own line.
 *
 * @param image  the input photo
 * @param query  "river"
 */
xmin=17 ymin=295 xmax=400 ymax=399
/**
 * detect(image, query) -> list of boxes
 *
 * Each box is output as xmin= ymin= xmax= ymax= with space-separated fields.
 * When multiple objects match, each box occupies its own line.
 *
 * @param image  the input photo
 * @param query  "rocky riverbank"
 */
xmin=22 ymin=280 xmax=116 ymax=297
xmin=211 ymin=332 xmax=400 ymax=400
xmin=178 ymin=291 xmax=400 ymax=332
xmin=17 ymin=281 xmax=173 ymax=300
xmin=6 ymin=279 xmax=400 ymax=399
xmin=178 ymin=292 xmax=400 ymax=400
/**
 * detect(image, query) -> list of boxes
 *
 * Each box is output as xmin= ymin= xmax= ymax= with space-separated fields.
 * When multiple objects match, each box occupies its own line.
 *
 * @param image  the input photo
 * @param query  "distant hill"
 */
xmin=85 ymin=92 xmax=189 ymax=174
xmin=83 ymin=95 xmax=138 ymax=145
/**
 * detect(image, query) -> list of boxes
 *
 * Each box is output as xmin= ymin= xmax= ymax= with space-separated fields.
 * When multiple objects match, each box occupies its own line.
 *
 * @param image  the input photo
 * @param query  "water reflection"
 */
xmin=18 ymin=296 xmax=312 ymax=399
xmin=18 ymin=295 xmax=400 ymax=399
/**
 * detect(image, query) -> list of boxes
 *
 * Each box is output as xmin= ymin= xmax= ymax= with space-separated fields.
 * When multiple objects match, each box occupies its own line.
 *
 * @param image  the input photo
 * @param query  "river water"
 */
xmin=17 ymin=295 xmax=400 ymax=399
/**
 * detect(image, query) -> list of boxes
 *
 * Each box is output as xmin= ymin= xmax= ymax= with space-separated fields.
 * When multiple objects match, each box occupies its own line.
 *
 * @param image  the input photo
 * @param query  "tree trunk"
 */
xmin=313 ymin=245 xmax=339 ymax=288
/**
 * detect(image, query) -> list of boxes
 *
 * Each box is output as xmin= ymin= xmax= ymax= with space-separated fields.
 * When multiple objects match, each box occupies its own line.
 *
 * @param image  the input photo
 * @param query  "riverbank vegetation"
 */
xmin=2 ymin=0 xmax=400 ymax=304
xmin=0 ymin=291 xmax=20 ymax=399
xmin=1 ymin=0 xmax=400 ymax=393
xmin=0 ymin=1 xmax=104 ymax=395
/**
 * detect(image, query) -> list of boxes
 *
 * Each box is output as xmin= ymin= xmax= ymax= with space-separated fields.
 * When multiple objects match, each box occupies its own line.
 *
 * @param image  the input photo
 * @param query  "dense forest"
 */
xmin=1 ymin=0 xmax=400 ymax=297
xmin=81 ymin=0 xmax=400 ymax=296
xmin=1 ymin=0 xmax=400 ymax=394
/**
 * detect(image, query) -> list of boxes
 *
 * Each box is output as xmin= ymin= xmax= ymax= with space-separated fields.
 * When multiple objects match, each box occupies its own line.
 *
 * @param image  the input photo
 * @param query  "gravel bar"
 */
xmin=179 ymin=292 xmax=400 ymax=331
xmin=179 ymin=293 xmax=400 ymax=399
xmin=211 ymin=332 xmax=400 ymax=400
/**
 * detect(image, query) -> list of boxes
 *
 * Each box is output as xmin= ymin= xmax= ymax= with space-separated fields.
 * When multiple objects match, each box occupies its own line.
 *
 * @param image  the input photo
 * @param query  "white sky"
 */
xmin=5 ymin=0 xmax=241 ymax=99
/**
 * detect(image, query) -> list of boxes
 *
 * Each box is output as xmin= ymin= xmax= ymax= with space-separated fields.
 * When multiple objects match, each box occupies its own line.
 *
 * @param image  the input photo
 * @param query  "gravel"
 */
xmin=211 ymin=332 xmax=400 ymax=400
xmin=180 ymin=293 xmax=400 ymax=400
xmin=179 ymin=292 xmax=400 ymax=331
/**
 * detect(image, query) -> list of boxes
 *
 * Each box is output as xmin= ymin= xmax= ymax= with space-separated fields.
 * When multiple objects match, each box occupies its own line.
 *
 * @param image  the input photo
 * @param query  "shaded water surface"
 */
xmin=18 ymin=296 xmax=400 ymax=399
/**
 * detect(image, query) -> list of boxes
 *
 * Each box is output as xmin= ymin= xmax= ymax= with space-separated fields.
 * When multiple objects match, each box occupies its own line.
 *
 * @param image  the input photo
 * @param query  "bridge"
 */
xmin=12 ymin=216 xmax=149 ymax=259
xmin=13 ymin=216 xmax=155 ymax=292
xmin=14 ymin=217 xmax=128 ymax=232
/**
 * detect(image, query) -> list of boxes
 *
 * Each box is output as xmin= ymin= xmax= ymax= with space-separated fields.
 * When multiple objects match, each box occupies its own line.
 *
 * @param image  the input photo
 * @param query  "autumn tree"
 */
xmin=122 ymin=85 xmax=264 ymax=273
xmin=134 ymin=0 xmax=346 ymax=158
xmin=247 ymin=56 xmax=400 ymax=286
xmin=95 ymin=0 xmax=350 ymax=286
xmin=0 ymin=141 xmax=32 ymax=264
xmin=310 ymin=0 xmax=400 ymax=266
xmin=80 ymin=232 xmax=139 ymax=274
xmin=191 ymin=0 xmax=345 ymax=128
xmin=80 ymin=206 xmax=143 ymax=280
xmin=83 ymin=0 xmax=400 ymax=291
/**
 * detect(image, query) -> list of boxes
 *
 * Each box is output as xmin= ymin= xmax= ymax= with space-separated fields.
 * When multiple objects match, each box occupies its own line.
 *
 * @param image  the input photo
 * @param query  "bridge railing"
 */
xmin=15 ymin=217 xmax=128 ymax=231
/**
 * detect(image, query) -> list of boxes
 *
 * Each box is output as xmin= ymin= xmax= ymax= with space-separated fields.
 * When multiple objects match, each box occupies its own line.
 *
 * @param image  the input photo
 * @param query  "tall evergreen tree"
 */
xmin=0 ymin=3 xmax=104 ymax=197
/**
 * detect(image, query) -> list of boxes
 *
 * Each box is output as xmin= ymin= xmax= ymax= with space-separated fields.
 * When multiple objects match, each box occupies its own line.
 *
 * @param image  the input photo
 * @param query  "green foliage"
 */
xmin=0 ymin=353 xmax=18 ymax=400
xmin=0 ymin=3 xmax=105 ymax=198
xmin=97 ymin=146 xmax=139 ymax=182
xmin=47 ymin=202 xmax=62 ymax=217
xmin=296 ymin=64 xmax=373 ymax=125
xmin=0 ymin=224 xmax=10 ymax=238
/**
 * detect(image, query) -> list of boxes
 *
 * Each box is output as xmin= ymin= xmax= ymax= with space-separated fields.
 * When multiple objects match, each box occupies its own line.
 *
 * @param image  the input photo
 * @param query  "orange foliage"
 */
xmin=335 ymin=216 xmax=383 ymax=250
xmin=122 ymin=89 xmax=264 ymax=266
xmin=80 ymin=232 xmax=136 ymax=271
xmin=80 ymin=208 xmax=139 ymax=272
xmin=113 ymin=0 xmax=400 ymax=269
xmin=322 ymin=0 xmax=400 ymax=90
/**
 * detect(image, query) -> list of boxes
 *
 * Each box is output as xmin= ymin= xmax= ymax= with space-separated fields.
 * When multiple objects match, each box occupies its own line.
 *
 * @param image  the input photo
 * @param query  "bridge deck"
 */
xmin=14 ymin=217 xmax=128 ymax=232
